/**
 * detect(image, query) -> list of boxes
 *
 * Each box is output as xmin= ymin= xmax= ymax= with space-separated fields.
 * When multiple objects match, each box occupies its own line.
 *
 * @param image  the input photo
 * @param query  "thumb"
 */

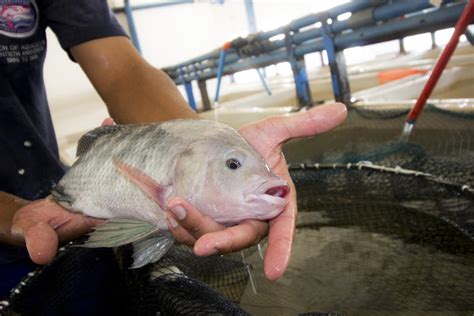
xmin=240 ymin=102 xmax=347 ymax=149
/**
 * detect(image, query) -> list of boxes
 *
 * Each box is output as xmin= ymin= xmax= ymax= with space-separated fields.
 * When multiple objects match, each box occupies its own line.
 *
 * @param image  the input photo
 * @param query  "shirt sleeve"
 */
xmin=38 ymin=0 xmax=128 ymax=51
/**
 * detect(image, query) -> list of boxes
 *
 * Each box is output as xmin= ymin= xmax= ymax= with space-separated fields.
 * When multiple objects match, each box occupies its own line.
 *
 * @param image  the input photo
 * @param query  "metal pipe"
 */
xmin=184 ymin=82 xmax=197 ymax=111
xmin=164 ymin=0 xmax=378 ymax=72
xmin=244 ymin=0 xmax=272 ymax=96
xmin=465 ymin=27 xmax=474 ymax=44
xmin=124 ymin=0 xmax=141 ymax=53
xmin=244 ymin=0 xmax=257 ymax=33
xmin=402 ymin=0 xmax=474 ymax=138
xmin=173 ymin=3 xmax=465 ymax=82
xmin=113 ymin=0 xmax=194 ymax=13
xmin=164 ymin=0 xmax=445 ymax=79
xmin=213 ymin=49 xmax=227 ymax=102
xmin=256 ymin=68 xmax=272 ymax=96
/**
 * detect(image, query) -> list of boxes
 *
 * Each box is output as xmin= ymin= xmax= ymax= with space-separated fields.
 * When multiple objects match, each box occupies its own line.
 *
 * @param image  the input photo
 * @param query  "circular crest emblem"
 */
xmin=0 ymin=0 xmax=38 ymax=38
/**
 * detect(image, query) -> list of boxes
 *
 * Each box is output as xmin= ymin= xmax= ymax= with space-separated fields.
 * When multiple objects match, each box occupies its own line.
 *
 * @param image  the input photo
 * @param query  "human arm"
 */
xmin=6 ymin=34 xmax=346 ymax=273
xmin=2 ymin=36 xmax=198 ymax=262
xmin=1 ymin=193 xmax=103 ymax=264
xmin=69 ymin=36 xmax=198 ymax=123
xmin=0 ymin=192 xmax=28 ymax=247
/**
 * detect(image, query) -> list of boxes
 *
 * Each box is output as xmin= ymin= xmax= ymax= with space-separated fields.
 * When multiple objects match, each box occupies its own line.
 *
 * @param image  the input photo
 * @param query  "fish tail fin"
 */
xmin=130 ymin=232 xmax=174 ymax=269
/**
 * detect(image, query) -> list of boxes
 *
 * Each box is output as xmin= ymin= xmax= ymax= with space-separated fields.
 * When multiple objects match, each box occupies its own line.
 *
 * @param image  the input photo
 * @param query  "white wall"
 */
xmin=133 ymin=0 xmax=351 ymax=68
xmin=43 ymin=1 xmax=352 ymax=106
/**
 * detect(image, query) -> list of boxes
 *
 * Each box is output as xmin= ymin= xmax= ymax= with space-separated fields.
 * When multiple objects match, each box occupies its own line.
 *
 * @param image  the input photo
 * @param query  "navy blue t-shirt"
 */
xmin=0 ymin=0 xmax=126 ymax=299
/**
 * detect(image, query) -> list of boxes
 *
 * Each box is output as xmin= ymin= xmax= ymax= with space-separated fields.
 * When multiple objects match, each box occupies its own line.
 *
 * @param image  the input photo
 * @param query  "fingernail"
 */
xmin=195 ymin=243 xmax=218 ymax=256
xmin=11 ymin=225 xmax=24 ymax=238
xmin=167 ymin=217 xmax=179 ymax=229
xmin=170 ymin=205 xmax=186 ymax=220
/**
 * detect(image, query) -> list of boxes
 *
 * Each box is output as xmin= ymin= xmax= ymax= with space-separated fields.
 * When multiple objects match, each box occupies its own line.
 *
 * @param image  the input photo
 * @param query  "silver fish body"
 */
xmin=52 ymin=119 xmax=289 ymax=267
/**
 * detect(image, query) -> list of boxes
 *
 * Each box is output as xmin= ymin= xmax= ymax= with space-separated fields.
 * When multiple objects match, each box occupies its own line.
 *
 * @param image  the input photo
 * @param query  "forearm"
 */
xmin=0 ymin=191 xmax=28 ymax=246
xmin=70 ymin=36 xmax=198 ymax=124
xmin=104 ymin=65 xmax=197 ymax=124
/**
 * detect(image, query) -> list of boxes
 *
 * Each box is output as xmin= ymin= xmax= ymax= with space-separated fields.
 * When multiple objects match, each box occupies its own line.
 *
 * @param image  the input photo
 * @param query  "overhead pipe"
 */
xmin=113 ymin=0 xmax=194 ymax=13
xmin=164 ymin=0 xmax=447 ymax=80
xmin=171 ymin=3 xmax=466 ymax=82
xmin=124 ymin=0 xmax=141 ymax=53
xmin=164 ymin=0 xmax=379 ymax=72
xmin=213 ymin=43 xmax=231 ymax=104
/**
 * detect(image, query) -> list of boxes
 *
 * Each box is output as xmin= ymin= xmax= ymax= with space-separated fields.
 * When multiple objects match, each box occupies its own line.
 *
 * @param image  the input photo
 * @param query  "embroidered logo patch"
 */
xmin=0 ymin=0 xmax=38 ymax=38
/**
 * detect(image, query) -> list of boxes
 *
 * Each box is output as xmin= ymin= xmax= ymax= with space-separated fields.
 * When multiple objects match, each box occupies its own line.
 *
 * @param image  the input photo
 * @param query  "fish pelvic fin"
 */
xmin=130 ymin=231 xmax=174 ymax=269
xmin=78 ymin=218 xmax=157 ymax=248
xmin=112 ymin=157 xmax=167 ymax=210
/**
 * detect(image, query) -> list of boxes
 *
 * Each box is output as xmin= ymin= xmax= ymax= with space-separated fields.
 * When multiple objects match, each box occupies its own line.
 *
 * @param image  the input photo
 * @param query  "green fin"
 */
xmin=76 ymin=125 xmax=125 ymax=157
xmin=79 ymin=219 xmax=156 ymax=248
xmin=130 ymin=232 xmax=174 ymax=268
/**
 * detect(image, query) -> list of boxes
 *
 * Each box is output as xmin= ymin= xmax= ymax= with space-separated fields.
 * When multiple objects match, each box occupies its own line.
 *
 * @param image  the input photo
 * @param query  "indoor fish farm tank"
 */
xmin=2 ymin=104 xmax=473 ymax=316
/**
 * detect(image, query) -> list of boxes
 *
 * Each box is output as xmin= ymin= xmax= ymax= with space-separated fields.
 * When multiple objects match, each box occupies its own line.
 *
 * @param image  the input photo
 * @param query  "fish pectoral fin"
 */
xmin=51 ymin=184 xmax=74 ymax=210
xmin=112 ymin=158 xmax=167 ymax=210
xmin=78 ymin=218 xmax=156 ymax=248
xmin=131 ymin=231 xmax=174 ymax=269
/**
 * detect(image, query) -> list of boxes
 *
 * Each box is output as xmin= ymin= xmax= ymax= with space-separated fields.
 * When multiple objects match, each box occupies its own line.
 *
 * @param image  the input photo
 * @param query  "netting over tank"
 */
xmin=1 ymin=105 xmax=473 ymax=316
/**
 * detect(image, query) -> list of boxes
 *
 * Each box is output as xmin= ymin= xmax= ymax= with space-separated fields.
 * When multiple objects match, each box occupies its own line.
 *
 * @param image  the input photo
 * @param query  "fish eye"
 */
xmin=226 ymin=158 xmax=241 ymax=170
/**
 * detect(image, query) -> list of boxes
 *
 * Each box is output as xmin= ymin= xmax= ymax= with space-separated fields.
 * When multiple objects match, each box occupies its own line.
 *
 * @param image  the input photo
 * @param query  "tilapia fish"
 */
xmin=52 ymin=119 xmax=289 ymax=268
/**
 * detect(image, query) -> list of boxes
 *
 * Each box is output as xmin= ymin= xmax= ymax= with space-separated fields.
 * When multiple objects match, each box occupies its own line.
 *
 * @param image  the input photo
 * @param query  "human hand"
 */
xmin=11 ymin=198 xmax=103 ymax=264
xmin=167 ymin=103 xmax=347 ymax=280
xmin=8 ymin=118 xmax=114 ymax=264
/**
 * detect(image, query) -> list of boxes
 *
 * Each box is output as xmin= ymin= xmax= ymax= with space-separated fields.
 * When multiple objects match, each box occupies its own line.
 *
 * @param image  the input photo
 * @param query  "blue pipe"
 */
xmin=333 ymin=3 xmax=466 ymax=50
xmin=244 ymin=0 xmax=257 ymax=33
xmin=184 ymin=82 xmax=197 ymax=111
xmin=164 ymin=0 xmax=377 ymax=71
xmin=214 ymin=49 xmax=227 ymax=102
xmin=295 ymin=68 xmax=309 ymax=103
xmin=320 ymin=22 xmax=341 ymax=99
xmin=128 ymin=0 xmax=193 ymax=11
xmin=256 ymin=68 xmax=272 ymax=96
xmin=124 ymin=0 xmax=142 ymax=53
xmin=164 ymin=0 xmax=443 ymax=79
xmin=173 ymin=2 xmax=465 ymax=82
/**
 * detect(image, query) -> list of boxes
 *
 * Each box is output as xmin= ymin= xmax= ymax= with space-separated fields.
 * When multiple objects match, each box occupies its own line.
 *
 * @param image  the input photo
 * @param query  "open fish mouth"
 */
xmin=245 ymin=179 xmax=289 ymax=206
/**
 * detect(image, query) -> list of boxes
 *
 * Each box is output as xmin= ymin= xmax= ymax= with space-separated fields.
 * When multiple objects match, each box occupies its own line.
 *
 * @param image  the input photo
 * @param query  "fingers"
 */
xmin=166 ymin=197 xmax=270 ymax=257
xmin=11 ymin=198 xmax=102 ymax=264
xmin=263 ymin=189 xmax=297 ymax=281
xmin=101 ymin=117 xmax=115 ymax=126
xmin=55 ymin=214 xmax=103 ymax=242
xmin=240 ymin=103 xmax=347 ymax=159
xmin=193 ymin=220 xmax=269 ymax=256
xmin=166 ymin=197 xmax=224 ymax=245
xmin=24 ymin=222 xmax=58 ymax=264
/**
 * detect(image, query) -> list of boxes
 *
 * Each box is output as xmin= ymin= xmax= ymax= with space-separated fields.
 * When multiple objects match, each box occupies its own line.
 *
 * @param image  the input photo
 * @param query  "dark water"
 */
xmin=237 ymin=108 xmax=474 ymax=315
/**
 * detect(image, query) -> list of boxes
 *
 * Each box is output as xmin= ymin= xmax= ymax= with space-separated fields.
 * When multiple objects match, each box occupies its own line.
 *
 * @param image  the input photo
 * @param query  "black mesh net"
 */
xmin=1 ymin=105 xmax=473 ymax=315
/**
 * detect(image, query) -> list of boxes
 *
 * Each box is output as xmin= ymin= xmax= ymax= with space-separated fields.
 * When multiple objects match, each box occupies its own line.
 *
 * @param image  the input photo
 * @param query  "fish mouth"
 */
xmin=245 ymin=179 xmax=289 ymax=206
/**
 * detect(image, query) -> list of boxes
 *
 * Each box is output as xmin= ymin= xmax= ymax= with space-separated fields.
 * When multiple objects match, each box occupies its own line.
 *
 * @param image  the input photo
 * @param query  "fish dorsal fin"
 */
xmin=76 ymin=125 xmax=126 ymax=157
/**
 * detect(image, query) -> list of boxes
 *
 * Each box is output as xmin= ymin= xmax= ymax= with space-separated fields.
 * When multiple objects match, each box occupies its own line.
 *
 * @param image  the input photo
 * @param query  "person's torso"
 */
xmin=0 ymin=0 xmax=65 ymax=200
